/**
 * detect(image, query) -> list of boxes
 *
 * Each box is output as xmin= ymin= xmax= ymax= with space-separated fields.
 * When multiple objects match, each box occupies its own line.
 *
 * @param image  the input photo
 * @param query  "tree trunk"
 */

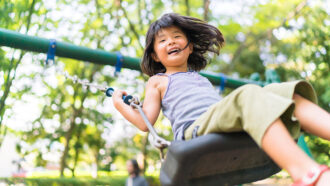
xmin=92 ymin=150 xmax=100 ymax=178
xmin=72 ymin=131 xmax=82 ymax=177
xmin=141 ymin=133 xmax=149 ymax=174
xmin=59 ymin=112 xmax=77 ymax=177
xmin=203 ymin=0 xmax=210 ymax=21
xmin=185 ymin=0 xmax=190 ymax=16
xmin=59 ymin=68 xmax=96 ymax=177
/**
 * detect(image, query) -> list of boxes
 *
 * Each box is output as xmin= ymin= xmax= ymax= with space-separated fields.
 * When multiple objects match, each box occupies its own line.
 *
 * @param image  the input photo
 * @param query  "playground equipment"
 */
xmin=0 ymin=28 xmax=311 ymax=185
xmin=0 ymin=28 xmax=264 ymax=88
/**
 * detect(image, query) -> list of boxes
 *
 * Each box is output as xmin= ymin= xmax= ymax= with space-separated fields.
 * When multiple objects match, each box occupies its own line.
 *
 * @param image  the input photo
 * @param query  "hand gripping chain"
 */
xmin=105 ymin=88 xmax=171 ymax=161
xmin=130 ymin=101 xmax=171 ymax=161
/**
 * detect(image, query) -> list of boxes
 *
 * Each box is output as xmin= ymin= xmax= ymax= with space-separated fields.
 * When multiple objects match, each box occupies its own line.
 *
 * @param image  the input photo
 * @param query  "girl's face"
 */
xmin=126 ymin=161 xmax=134 ymax=174
xmin=152 ymin=26 xmax=193 ymax=73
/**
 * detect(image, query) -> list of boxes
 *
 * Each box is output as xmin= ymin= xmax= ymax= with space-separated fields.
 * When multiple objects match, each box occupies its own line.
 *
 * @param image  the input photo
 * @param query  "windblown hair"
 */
xmin=129 ymin=159 xmax=140 ymax=176
xmin=141 ymin=13 xmax=225 ymax=76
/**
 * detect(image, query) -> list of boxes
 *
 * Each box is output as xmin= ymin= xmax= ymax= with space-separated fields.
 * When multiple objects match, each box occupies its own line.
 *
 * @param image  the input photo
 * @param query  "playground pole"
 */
xmin=0 ymin=28 xmax=263 ymax=88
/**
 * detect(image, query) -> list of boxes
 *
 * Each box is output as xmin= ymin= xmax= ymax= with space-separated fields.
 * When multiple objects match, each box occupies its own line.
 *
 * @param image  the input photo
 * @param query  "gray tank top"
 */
xmin=158 ymin=71 xmax=221 ymax=140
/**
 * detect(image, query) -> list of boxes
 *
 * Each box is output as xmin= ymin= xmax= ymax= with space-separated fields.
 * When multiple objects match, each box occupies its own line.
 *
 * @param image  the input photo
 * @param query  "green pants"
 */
xmin=184 ymin=80 xmax=317 ymax=146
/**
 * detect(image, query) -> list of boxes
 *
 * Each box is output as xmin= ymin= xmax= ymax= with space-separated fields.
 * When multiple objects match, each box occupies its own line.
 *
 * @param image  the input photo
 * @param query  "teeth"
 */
xmin=168 ymin=49 xmax=179 ymax=54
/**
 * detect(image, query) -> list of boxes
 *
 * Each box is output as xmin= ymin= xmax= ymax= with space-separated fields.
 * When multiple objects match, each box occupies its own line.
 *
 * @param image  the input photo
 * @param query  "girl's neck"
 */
xmin=165 ymin=67 xmax=188 ymax=75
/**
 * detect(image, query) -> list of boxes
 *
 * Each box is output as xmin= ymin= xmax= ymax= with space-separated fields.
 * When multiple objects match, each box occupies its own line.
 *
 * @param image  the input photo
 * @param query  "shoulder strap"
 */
xmin=155 ymin=73 xmax=168 ymax=76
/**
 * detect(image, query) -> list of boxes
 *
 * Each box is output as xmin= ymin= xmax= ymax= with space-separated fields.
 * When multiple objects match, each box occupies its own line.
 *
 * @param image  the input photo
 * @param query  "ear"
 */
xmin=151 ymin=52 xmax=160 ymax=62
xmin=188 ymin=42 xmax=193 ymax=54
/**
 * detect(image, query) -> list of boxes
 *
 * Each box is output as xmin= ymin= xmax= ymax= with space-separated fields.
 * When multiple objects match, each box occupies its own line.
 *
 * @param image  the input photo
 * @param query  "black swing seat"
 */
xmin=160 ymin=132 xmax=281 ymax=186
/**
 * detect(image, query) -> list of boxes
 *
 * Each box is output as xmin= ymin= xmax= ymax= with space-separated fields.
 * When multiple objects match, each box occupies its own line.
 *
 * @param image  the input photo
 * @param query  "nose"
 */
xmin=167 ymin=37 xmax=175 ymax=45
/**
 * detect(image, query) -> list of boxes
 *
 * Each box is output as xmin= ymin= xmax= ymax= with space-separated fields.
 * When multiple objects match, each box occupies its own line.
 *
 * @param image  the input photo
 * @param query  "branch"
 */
xmin=25 ymin=0 xmax=36 ymax=32
xmin=0 ymin=53 xmax=24 ymax=128
xmin=138 ymin=0 xmax=143 ymax=30
xmin=118 ymin=0 xmax=144 ymax=50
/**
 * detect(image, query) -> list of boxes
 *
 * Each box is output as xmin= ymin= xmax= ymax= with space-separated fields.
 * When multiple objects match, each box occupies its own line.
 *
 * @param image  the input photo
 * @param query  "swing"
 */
xmin=108 ymin=94 xmax=281 ymax=186
xmin=49 ymin=64 xmax=280 ymax=185
xmin=52 ymin=65 xmax=281 ymax=185
xmin=159 ymin=133 xmax=280 ymax=186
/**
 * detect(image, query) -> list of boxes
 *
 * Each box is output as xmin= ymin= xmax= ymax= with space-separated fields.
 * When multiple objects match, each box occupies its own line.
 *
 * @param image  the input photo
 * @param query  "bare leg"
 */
xmin=292 ymin=94 xmax=330 ymax=185
xmin=293 ymin=94 xmax=330 ymax=140
xmin=262 ymin=118 xmax=330 ymax=185
xmin=261 ymin=118 xmax=318 ymax=181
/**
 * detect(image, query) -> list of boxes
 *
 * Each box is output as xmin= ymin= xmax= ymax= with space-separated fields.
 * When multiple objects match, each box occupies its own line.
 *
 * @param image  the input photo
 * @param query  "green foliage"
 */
xmin=0 ymin=0 xmax=44 ymax=147
xmin=1 ymin=0 xmax=329 ymax=179
xmin=305 ymin=134 xmax=330 ymax=166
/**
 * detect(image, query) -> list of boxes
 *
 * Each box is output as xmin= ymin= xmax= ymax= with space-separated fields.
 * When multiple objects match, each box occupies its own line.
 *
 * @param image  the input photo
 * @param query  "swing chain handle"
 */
xmin=104 ymin=87 xmax=171 ymax=160
xmin=130 ymin=101 xmax=171 ymax=150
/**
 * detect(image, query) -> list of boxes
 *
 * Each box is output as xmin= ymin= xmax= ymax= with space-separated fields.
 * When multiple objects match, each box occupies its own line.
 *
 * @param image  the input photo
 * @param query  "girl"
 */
xmin=126 ymin=159 xmax=149 ymax=186
xmin=112 ymin=13 xmax=330 ymax=186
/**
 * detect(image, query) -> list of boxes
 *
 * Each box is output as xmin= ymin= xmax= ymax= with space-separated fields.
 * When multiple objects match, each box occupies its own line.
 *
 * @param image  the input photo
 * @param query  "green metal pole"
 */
xmin=0 ymin=28 xmax=141 ymax=70
xmin=199 ymin=71 xmax=264 ymax=88
xmin=0 ymin=28 xmax=264 ymax=88
xmin=298 ymin=135 xmax=314 ymax=158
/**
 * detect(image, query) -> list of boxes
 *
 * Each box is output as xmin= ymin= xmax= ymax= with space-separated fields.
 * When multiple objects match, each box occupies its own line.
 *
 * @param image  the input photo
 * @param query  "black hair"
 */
xmin=129 ymin=159 xmax=140 ymax=176
xmin=141 ymin=13 xmax=225 ymax=76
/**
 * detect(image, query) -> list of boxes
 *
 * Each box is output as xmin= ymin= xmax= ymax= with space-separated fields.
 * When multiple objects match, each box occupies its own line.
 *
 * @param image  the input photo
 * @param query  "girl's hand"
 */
xmin=112 ymin=89 xmax=127 ymax=109
xmin=109 ymin=76 xmax=163 ymax=132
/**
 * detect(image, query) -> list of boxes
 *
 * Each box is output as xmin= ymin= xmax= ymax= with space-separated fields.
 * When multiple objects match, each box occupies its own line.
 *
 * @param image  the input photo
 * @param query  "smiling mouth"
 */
xmin=168 ymin=49 xmax=180 ymax=55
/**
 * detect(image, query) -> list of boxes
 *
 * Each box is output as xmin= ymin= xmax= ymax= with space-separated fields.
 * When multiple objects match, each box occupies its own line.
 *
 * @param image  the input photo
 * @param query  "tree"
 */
xmin=1 ymin=0 xmax=328 ymax=178
xmin=0 ymin=0 xmax=40 ymax=147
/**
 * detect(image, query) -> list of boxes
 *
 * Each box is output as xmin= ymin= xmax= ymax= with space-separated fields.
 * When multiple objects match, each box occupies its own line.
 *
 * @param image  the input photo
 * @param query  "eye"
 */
xmin=174 ymin=35 xmax=181 ymax=38
xmin=159 ymin=39 xmax=165 ymax=43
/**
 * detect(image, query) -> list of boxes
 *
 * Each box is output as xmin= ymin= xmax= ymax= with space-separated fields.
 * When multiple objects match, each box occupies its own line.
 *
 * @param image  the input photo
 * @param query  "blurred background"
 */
xmin=0 ymin=0 xmax=329 ymax=185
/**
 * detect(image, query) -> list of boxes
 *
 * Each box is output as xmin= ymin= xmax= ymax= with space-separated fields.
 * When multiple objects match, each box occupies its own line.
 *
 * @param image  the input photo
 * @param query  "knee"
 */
xmin=292 ymin=93 xmax=302 ymax=100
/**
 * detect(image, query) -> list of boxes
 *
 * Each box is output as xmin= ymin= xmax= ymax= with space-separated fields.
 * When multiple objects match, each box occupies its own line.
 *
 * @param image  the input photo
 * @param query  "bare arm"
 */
xmin=112 ymin=76 xmax=162 ymax=132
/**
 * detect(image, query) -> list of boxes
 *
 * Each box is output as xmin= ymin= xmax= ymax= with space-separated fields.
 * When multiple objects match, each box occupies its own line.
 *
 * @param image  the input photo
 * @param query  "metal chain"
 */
xmin=130 ymin=101 xmax=171 ymax=161
xmin=51 ymin=65 xmax=171 ymax=161
xmin=51 ymin=65 xmax=108 ymax=92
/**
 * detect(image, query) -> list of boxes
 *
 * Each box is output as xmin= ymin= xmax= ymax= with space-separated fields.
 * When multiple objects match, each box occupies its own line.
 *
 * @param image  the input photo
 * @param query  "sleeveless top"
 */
xmin=158 ymin=71 xmax=221 ymax=140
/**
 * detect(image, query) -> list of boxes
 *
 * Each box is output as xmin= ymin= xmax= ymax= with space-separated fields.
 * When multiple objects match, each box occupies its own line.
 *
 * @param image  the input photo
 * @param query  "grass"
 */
xmin=27 ymin=170 xmax=128 ymax=178
xmin=0 ymin=171 xmax=160 ymax=186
